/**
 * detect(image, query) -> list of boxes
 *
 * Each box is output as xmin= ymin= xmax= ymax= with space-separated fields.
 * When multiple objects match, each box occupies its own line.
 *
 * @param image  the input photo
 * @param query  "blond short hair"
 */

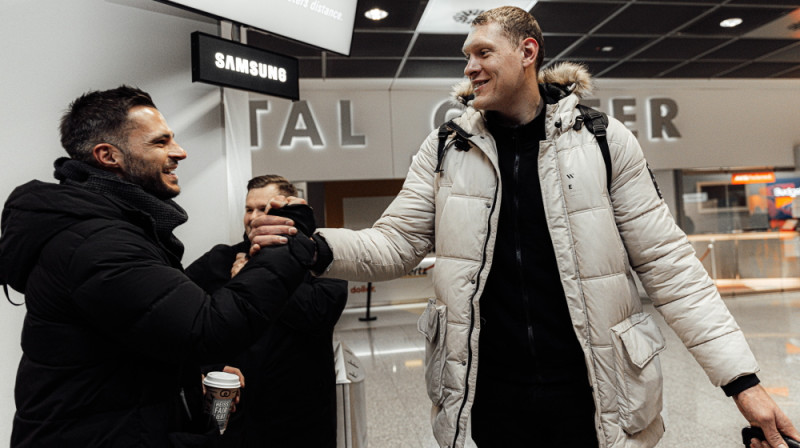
xmin=473 ymin=6 xmax=545 ymax=73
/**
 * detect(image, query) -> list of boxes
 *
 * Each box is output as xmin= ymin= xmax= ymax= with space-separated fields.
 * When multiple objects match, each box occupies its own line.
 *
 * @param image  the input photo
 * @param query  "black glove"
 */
xmin=286 ymin=230 xmax=317 ymax=269
xmin=268 ymin=204 xmax=316 ymax=237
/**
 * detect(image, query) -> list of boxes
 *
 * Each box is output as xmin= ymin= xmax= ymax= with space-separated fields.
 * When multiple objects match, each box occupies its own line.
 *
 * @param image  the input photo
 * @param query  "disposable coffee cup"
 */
xmin=202 ymin=371 xmax=241 ymax=434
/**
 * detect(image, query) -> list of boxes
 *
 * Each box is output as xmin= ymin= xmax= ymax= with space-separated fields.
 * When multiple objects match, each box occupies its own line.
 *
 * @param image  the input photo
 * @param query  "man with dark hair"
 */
xmin=0 ymin=86 xmax=315 ymax=447
xmin=251 ymin=6 xmax=798 ymax=448
xmin=186 ymin=174 xmax=347 ymax=447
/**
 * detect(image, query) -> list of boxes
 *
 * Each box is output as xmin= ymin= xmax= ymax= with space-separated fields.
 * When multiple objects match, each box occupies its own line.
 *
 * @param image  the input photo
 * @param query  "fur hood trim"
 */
xmin=450 ymin=61 xmax=593 ymax=106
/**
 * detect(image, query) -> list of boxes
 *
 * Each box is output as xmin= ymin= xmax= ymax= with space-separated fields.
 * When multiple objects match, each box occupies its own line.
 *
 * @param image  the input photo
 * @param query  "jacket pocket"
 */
xmin=417 ymin=298 xmax=447 ymax=405
xmin=610 ymin=312 xmax=666 ymax=435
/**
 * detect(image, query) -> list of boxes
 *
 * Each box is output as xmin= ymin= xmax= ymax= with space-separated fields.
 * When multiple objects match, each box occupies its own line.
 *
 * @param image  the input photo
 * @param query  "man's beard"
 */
xmin=121 ymin=157 xmax=179 ymax=200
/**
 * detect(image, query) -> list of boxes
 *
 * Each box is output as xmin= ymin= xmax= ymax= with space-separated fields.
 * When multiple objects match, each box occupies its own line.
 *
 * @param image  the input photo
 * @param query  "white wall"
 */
xmin=0 ymin=0 xmax=227 ymax=443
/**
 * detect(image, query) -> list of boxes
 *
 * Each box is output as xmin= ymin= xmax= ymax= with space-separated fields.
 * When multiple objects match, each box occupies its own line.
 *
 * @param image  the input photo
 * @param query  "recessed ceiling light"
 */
xmin=720 ymin=17 xmax=743 ymax=28
xmin=364 ymin=8 xmax=388 ymax=21
xmin=600 ymin=46 xmax=614 ymax=52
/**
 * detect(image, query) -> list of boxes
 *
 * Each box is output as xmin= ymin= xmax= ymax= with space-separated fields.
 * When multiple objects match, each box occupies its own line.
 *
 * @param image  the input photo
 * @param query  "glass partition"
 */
xmin=679 ymin=169 xmax=800 ymax=295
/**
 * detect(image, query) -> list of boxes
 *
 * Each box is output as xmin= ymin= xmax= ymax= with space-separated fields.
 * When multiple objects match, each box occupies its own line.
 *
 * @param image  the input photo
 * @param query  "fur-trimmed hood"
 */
xmin=451 ymin=61 xmax=593 ymax=106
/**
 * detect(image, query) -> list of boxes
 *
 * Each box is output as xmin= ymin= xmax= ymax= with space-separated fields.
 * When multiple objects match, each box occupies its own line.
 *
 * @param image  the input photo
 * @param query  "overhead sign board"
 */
xmin=191 ymin=32 xmax=299 ymax=100
xmin=158 ymin=0 xmax=356 ymax=55
xmin=731 ymin=172 xmax=776 ymax=184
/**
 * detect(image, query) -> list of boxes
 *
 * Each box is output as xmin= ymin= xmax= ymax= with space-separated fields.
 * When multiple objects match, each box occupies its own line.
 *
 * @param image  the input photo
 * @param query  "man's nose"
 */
xmin=464 ymin=57 xmax=478 ymax=77
xmin=169 ymin=143 xmax=187 ymax=160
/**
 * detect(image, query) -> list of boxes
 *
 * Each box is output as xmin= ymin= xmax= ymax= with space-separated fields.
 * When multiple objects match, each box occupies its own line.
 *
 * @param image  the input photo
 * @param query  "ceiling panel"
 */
xmin=400 ymin=59 xmax=466 ymax=77
xmin=298 ymin=59 xmax=323 ymax=78
xmin=763 ymin=43 xmax=800 ymax=61
xmin=635 ymin=37 xmax=729 ymax=59
xmin=565 ymin=36 xmax=654 ymax=59
xmin=410 ymin=33 xmax=468 ymax=57
xmin=595 ymin=4 xmax=713 ymax=34
xmin=541 ymin=35 xmax=581 ymax=58
xmin=727 ymin=0 xmax=800 ymax=5
xmin=701 ymin=38 xmax=799 ymax=60
xmin=240 ymin=0 xmax=800 ymax=79
xmin=326 ymin=59 xmax=402 ymax=78
xmin=775 ymin=66 xmax=800 ymax=76
xmin=531 ymin=2 xmax=624 ymax=34
xmin=718 ymin=61 xmax=800 ymax=77
xmin=603 ymin=61 xmax=679 ymax=77
xmin=664 ymin=61 xmax=742 ymax=77
xmin=680 ymin=6 xmax=796 ymax=36
xmin=349 ymin=32 xmax=414 ymax=57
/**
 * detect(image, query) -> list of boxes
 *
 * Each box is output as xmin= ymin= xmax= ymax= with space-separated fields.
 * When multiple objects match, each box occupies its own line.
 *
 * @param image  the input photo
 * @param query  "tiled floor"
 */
xmin=333 ymin=292 xmax=800 ymax=447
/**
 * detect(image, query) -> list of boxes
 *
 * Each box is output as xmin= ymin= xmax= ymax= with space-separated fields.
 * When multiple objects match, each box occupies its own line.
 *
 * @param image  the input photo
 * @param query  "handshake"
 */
xmin=234 ymin=196 xmax=319 ymax=275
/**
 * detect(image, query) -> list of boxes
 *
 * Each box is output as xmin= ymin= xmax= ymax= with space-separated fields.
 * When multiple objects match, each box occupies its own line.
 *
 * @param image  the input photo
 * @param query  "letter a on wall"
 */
xmin=280 ymin=101 xmax=324 ymax=147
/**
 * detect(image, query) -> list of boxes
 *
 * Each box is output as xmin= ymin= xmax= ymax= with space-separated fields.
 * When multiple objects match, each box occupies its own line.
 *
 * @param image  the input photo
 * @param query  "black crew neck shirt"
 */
xmin=478 ymin=106 xmax=589 ymax=387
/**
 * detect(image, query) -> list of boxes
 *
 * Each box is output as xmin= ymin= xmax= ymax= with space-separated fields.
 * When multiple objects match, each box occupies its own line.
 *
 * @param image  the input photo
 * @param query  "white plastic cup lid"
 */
xmin=203 ymin=371 xmax=240 ymax=389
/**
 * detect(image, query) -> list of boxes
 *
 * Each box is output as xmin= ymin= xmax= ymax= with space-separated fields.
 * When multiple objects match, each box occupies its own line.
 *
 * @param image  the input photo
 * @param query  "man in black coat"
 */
xmin=0 ymin=86 xmax=315 ymax=447
xmin=186 ymin=175 xmax=348 ymax=448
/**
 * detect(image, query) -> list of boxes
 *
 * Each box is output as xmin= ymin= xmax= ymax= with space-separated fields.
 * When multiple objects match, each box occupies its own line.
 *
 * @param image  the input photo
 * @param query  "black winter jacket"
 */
xmin=186 ymin=240 xmax=347 ymax=447
xmin=0 ymin=163 xmax=315 ymax=447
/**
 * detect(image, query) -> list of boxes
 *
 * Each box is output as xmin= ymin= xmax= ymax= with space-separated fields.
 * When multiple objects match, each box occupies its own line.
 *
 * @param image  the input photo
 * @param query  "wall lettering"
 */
xmin=280 ymin=101 xmax=324 ymax=147
xmin=249 ymin=100 xmax=269 ymax=147
xmin=339 ymin=100 xmax=365 ymax=146
xmin=649 ymin=98 xmax=681 ymax=140
xmin=583 ymin=97 xmax=680 ymax=141
xmin=612 ymin=98 xmax=638 ymax=138
xmin=250 ymin=95 xmax=682 ymax=151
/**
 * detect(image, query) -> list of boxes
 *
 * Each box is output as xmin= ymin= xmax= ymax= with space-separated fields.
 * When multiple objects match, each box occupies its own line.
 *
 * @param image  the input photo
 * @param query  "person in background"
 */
xmin=186 ymin=174 xmax=348 ymax=448
xmin=0 ymin=86 xmax=315 ymax=447
xmin=249 ymin=6 xmax=798 ymax=448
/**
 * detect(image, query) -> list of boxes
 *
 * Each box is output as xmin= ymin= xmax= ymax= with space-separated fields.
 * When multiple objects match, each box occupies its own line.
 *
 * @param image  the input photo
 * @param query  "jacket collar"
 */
xmin=451 ymin=62 xmax=593 ymax=136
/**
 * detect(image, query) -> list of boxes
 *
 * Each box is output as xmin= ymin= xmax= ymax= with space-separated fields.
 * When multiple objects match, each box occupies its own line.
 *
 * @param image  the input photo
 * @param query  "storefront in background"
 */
xmin=678 ymin=168 xmax=800 ymax=295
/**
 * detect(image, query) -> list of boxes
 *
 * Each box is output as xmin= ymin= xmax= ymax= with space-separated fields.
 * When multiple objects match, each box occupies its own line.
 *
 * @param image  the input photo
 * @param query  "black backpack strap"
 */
xmin=434 ymin=122 xmax=451 ymax=173
xmin=575 ymin=104 xmax=612 ymax=193
xmin=434 ymin=120 xmax=473 ymax=174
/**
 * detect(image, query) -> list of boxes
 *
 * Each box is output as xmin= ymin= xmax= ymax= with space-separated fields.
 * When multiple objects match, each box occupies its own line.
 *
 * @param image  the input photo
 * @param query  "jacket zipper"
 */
xmin=512 ymin=134 xmax=536 ymax=359
xmin=451 ymin=140 xmax=500 ymax=448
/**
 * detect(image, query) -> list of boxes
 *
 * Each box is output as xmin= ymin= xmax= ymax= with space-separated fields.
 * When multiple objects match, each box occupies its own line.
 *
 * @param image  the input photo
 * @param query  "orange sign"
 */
xmin=731 ymin=172 xmax=776 ymax=184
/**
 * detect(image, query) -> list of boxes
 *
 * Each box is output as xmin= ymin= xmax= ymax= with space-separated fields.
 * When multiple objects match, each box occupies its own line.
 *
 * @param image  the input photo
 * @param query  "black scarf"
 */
xmin=53 ymin=157 xmax=188 ymax=260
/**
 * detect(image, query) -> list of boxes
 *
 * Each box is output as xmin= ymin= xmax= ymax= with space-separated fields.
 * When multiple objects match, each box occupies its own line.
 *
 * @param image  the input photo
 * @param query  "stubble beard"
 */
xmin=121 ymin=156 xmax=179 ymax=200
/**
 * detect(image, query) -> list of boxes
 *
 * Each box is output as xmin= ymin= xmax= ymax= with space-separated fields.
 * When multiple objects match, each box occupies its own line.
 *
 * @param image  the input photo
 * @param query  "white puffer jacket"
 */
xmin=317 ymin=62 xmax=758 ymax=448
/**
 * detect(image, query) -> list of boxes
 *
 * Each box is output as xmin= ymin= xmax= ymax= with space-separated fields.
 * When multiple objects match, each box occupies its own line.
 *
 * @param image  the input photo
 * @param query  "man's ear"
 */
xmin=92 ymin=143 xmax=124 ymax=170
xmin=521 ymin=37 xmax=539 ymax=69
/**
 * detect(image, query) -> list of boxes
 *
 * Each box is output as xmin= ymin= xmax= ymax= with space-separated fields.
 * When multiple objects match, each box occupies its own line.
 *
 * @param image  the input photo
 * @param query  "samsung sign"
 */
xmin=191 ymin=32 xmax=299 ymax=101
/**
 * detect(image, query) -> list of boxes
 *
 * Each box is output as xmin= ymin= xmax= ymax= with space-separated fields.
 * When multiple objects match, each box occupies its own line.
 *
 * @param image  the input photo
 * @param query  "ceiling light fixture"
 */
xmin=600 ymin=46 xmax=614 ymax=52
xmin=453 ymin=9 xmax=484 ymax=24
xmin=364 ymin=7 xmax=388 ymax=21
xmin=720 ymin=17 xmax=743 ymax=28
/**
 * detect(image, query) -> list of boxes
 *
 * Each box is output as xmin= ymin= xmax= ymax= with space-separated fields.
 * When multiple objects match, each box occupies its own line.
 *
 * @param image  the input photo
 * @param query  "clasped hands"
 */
xmin=231 ymin=196 xmax=307 ymax=277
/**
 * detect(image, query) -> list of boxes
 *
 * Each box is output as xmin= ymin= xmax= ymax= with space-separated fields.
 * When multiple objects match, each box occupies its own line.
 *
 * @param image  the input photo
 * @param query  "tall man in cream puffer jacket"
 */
xmin=249 ymin=6 xmax=798 ymax=448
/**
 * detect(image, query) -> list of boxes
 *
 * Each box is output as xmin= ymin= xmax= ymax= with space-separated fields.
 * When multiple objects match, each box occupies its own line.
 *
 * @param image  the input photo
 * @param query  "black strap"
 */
xmin=576 ymin=105 xmax=612 ymax=193
xmin=434 ymin=123 xmax=451 ymax=173
xmin=4 ymin=284 xmax=24 ymax=306
xmin=435 ymin=120 xmax=473 ymax=174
